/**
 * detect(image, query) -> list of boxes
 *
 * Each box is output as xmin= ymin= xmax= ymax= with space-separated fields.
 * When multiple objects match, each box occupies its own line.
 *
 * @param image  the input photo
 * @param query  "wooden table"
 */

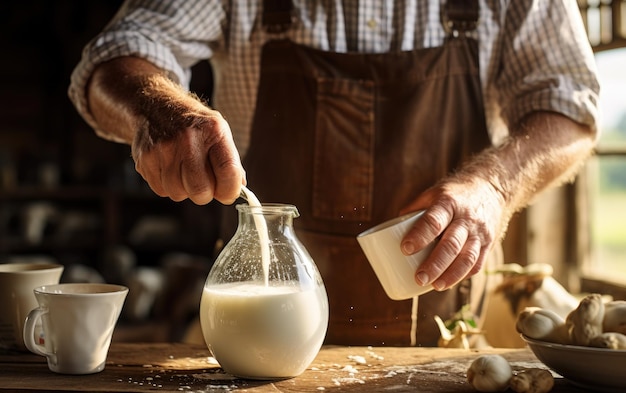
xmin=0 ymin=343 xmax=589 ymax=392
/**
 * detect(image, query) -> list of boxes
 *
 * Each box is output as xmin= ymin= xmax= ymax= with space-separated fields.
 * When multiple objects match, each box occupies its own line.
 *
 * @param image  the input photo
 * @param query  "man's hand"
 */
xmin=132 ymin=109 xmax=244 ymax=205
xmin=87 ymin=56 xmax=245 ymax=205
xmin=399 ymin=174 xmax=504 ymax=292
xmin=399 ymin=111 xmax=596 ymax=292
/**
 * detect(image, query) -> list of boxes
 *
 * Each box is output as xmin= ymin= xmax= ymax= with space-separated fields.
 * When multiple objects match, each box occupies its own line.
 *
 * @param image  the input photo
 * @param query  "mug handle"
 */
xmin=23 ymin=307 xmax=50 ymax=358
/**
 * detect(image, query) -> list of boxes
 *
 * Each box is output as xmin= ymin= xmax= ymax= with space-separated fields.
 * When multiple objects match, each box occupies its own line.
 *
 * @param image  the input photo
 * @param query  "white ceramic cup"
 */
xmin=357 ymin=211 xmax=435 ymax=300
xmin=0 ymin=263 xmax=64 ymax=351
xmin=23 ymin=283 xmax=128 ymax=374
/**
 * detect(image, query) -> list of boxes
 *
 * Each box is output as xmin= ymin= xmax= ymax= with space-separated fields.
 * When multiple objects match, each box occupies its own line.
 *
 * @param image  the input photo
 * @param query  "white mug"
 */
xmin=0 ymin=263 xmax=64 ymax=351
xmin=357 ymin=211 xmax=435 ymax=300
xmin=23 ymin=283 xmax=128 ymax=374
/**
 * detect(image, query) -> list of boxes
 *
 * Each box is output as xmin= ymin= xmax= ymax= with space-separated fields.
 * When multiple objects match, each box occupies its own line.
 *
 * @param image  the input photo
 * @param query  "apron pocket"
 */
xmin=313 ymin=78 xmax=375 ymax=222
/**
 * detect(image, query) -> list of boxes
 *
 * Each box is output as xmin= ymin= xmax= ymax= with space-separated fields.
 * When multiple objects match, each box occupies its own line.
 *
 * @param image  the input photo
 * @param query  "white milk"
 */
xmin=240 ymin=186 xmax=270 ymax=286
xmin=200 ymin=282 xmax=328 ymax=379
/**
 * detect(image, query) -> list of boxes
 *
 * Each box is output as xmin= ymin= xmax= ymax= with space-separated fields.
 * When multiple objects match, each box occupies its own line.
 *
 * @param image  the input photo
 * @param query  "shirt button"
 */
xmin=367 ymin=19 xmax=377 ymax=29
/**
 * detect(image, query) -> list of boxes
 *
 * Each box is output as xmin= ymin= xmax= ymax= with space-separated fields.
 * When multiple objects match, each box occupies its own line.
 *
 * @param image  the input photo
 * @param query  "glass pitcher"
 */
xmin=199 ymin=203 xmax=329 ymax=379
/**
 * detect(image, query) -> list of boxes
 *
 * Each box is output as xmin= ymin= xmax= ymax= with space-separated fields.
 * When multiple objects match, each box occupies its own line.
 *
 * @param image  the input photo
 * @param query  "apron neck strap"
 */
xmin=442 ymin=0 xmax=479 ymax=36
xmin=263 ymin=0 xmax=293 ymax=33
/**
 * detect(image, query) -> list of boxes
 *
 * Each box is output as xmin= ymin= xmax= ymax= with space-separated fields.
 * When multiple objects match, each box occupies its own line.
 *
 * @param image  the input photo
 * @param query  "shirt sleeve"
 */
xmin=68 ymin=0 xmax=226 ymax=142
xmin=491 ymin=0 xmax=600 ymax=136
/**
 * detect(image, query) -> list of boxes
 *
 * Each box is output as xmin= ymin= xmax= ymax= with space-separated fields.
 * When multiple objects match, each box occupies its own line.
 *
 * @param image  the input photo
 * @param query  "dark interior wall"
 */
xmin=0 ymin=0 xmax=220 ymax=271
xmin=0 ymin=0 xmax=214 ymax=188
xmin=1 ymin=1 xmax=127 ymax=187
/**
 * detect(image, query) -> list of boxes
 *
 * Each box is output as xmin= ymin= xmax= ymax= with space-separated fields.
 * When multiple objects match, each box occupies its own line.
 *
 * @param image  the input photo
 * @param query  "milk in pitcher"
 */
xmin=200 ymin=282 xmax=328 ymax=379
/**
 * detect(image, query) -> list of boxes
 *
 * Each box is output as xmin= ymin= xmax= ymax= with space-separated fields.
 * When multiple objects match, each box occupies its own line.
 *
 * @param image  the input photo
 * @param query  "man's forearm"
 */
xmin=456 ymin=111 xmax=596 ymax=225
xmin=87 ymin=56 xmax=244 ymax=205
xmin=87 ymin=56 xmax=200 ymax=146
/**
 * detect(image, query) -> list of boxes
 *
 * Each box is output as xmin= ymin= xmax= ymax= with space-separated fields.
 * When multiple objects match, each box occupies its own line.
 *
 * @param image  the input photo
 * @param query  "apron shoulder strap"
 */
xmin=262 ymin=0 xmax=293 ymax=33
xmin=262 ymin=1 xmax=477 ymax=36
xmin=442 ymin=0 xmax=479 ymax=35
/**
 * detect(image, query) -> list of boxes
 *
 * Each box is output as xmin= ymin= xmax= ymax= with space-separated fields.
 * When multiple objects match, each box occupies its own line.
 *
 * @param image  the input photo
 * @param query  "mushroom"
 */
xmin=515 ymin=307 xmax=570 ymax=344
xmin=509 ymin=368 xmax=555 ymax=393
xmin=603 ymin=300 xmax=626 ymax=335
xmin=565 ymin=293 xmax=605 ymax=346
xmin=589 ymin=332 xmax=626 ymax=349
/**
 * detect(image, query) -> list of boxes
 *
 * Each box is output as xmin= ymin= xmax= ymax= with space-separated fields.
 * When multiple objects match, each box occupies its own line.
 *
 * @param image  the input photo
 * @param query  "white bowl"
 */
xmin=522 ymin=335 xmax=626 ymax=392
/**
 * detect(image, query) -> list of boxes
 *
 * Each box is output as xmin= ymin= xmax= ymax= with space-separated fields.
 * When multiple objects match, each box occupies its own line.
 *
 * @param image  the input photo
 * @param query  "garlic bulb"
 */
xmin=467 ymin=355 xmax=513 ymax=392
xmin=589 ymin=332 xmax=626 ymax=349
xmin=566 ymin=293 xmax=605 ymax=346
xmin=509 ymin=368 xmax=554 ymax=393
xmin=516 ymin=307 xmax=570 ymax=344
xmin=603 ymin=300 xmax=626 ymax=335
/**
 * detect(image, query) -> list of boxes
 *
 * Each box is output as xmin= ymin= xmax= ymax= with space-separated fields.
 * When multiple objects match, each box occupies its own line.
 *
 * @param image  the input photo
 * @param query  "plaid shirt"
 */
xmin=69 ymin=0 xmax=600 ymax=155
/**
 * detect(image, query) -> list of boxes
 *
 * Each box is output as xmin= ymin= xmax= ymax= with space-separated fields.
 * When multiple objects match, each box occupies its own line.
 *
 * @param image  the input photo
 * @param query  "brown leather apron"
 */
xmin=234 ymin=1 xmax=494 ymax=346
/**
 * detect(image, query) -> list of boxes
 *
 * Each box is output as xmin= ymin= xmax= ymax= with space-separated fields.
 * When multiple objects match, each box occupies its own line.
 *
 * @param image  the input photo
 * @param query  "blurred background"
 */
xmin=1 ymin=0 xmax=625 ymax=342
xmin=0 ymin=0 xmax=220 ymax=342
